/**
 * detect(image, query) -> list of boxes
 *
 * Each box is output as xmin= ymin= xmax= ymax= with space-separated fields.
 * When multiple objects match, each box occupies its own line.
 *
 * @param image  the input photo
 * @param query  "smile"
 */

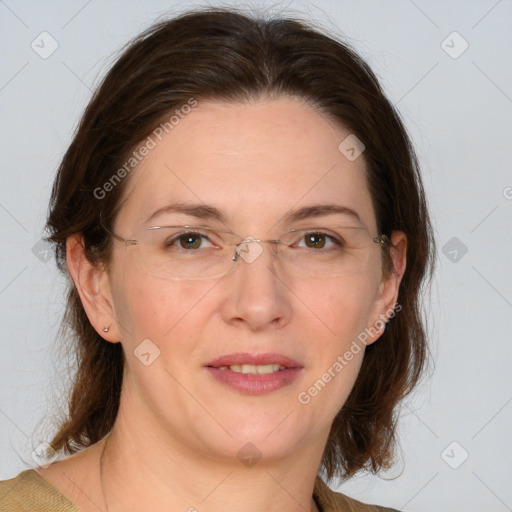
xmin=217 ymin=364 xmax=287 ymax=374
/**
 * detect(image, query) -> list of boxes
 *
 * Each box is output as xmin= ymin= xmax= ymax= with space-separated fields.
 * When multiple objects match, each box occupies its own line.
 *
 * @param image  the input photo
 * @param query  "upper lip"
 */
xmin=205 ymin=352 xmax=303 ymax=368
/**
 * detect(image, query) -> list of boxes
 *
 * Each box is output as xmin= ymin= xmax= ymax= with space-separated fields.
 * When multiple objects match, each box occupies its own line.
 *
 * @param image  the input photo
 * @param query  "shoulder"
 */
xmin=313 ymin=476 xmax=400 ymax=512
xmin=0 ymin=469 xmax=80 ymax=512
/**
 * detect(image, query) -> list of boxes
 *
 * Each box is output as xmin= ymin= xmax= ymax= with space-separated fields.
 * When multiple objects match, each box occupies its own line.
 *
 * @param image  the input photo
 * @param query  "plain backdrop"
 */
xmin=1 ymin=1 xmax=511 ymax=511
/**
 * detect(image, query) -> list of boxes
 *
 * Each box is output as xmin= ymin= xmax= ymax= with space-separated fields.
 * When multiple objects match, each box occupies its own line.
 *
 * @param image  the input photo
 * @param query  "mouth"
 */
xmin=215 ymin=363 xmax=287 ymax=374
xmin=205 ymin=352 xmax=302 ymax=371
xmin=204 ymin=352 xmax=303 ymax=395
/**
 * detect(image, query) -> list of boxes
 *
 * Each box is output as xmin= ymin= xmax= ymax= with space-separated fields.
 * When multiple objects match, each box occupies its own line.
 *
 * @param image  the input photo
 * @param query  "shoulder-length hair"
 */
xmin=45 ymin=6 xmax=436 ymax=480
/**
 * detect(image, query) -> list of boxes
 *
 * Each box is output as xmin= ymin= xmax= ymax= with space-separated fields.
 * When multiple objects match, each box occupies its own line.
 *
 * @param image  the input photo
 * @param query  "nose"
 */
xmin=220 ymin=239 xmax=292 ymax=331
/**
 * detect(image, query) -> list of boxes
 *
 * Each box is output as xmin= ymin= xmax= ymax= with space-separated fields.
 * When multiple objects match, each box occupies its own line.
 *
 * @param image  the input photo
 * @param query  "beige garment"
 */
xmin=0 ymin=469 xmax=400 ymax=512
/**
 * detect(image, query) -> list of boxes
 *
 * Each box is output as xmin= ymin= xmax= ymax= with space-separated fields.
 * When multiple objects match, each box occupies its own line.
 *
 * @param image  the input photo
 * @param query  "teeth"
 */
xmin=218 ymin=364 xmax=286 ymax=374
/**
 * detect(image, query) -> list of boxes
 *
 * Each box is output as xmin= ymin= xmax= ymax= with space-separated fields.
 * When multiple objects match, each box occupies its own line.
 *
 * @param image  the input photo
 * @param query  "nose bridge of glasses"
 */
xmin=232 ymin=237 xmax=281 ymax=264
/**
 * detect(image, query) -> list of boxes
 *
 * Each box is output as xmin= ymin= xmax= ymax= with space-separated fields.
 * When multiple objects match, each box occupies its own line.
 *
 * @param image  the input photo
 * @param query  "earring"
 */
xmin=102 ymin=327 xmax=110 ymax=333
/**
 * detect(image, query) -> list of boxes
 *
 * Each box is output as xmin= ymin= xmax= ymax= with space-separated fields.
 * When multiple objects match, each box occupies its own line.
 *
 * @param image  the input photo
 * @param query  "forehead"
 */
xmin=117 ymin=96 xmax=377 ymax=233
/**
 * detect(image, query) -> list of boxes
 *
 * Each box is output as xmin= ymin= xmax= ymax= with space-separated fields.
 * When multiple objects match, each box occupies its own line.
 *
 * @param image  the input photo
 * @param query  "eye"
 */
xmin=296 ymin=231 xmax=341 ymax=250
xmin=165 ymin=231 xmax=216 ymax=250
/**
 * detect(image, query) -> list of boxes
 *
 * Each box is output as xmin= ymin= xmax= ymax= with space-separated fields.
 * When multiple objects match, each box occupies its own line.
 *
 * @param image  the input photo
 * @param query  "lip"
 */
xmin=205 ymin=352 xmax=302 ymax=369
xmin=204 ymin=352 xmax=304 ymax=396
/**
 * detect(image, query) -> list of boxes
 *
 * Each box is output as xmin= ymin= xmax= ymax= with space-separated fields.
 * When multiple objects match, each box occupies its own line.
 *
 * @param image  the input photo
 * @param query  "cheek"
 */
xmin=112 ymin=274 xmax=206 ymax=346
xmin=300 ymin=275 xmax=379 ymax=344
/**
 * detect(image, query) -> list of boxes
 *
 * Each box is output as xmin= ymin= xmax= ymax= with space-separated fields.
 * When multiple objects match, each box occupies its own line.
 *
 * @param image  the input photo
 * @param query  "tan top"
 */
xmin=0 ymin=469 xmax=399 ymax=512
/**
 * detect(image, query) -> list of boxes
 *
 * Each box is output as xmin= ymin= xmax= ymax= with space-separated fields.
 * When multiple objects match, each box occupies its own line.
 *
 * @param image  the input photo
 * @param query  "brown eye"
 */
xmin=165 ymin=232 xmax=214 ymax=250
xmin=305 ymin=233 xmax=326 ymax=249
xmin=298 ymin=232 xmax=340 ymax=250
xmin=178 ymin=234 xmax=203 ymax=249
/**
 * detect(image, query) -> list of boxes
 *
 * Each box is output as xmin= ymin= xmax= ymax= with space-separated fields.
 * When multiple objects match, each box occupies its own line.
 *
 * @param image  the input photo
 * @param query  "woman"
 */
xmin=0 ymin=6 xmax=435 ymax=512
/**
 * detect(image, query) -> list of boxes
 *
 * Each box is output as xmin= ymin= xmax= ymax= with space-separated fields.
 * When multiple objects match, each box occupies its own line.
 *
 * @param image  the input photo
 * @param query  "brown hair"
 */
xmin=45 ymin=6 xmax=436 ymax=480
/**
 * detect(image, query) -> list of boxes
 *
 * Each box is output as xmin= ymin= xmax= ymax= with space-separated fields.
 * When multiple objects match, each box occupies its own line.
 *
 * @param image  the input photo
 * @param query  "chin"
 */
xmin=200 ymin=434 xmax=302 ymax=467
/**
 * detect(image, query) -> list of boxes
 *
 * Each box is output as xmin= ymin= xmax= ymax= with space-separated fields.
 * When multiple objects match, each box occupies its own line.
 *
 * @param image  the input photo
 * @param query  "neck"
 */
xmin=98 ymin=394 xmax=326 ymax=512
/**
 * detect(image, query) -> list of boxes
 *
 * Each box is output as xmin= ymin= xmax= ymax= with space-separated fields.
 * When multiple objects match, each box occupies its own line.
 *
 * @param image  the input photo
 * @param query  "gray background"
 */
xmin=1 ymin=1 xmax=511 ymax=510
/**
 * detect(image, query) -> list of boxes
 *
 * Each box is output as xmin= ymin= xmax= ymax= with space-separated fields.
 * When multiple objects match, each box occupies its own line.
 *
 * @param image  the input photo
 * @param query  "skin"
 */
xmin=37 ymin=96 xmax=406 ymax=512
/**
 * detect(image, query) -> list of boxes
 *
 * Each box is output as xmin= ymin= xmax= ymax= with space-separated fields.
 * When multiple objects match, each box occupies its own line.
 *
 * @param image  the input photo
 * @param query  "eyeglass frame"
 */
xmin=98 ymin=212 xmax=391 ymax=266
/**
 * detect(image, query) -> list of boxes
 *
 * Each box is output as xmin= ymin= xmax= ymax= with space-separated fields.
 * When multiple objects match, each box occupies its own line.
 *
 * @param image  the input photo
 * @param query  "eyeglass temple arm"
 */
xmin=99 ymin=213 xmax=139 ymax=246
xmin=373 ymin=234 xmax=390 ymax=245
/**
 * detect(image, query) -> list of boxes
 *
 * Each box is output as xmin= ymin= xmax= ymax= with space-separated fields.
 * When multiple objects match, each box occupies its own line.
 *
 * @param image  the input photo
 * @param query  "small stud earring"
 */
xmin=102 ymin=327 xmax=110 ymax=333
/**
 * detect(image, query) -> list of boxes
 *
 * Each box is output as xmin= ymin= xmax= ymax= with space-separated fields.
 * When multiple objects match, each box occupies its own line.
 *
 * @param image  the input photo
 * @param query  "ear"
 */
xmin=65 ymin=234 xmax=120 ymax=343
xmin=365 ymin=230 xmax=407 ymax=345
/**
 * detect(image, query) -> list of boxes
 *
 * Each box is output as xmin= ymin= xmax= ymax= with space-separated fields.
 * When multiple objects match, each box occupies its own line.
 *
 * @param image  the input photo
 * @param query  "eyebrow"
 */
xmin=145 ymin=202 xmax=362 ymax=226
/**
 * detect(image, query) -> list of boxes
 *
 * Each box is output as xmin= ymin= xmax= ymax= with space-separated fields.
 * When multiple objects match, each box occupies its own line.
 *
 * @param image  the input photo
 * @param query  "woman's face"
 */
xmin=98 ymin=96 xmax=403 ymax=464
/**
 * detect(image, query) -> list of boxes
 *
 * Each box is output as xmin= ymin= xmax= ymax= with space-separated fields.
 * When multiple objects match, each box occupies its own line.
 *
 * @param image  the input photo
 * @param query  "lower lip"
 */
xmin=205 ymin=367 xmax=303 ymax=395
